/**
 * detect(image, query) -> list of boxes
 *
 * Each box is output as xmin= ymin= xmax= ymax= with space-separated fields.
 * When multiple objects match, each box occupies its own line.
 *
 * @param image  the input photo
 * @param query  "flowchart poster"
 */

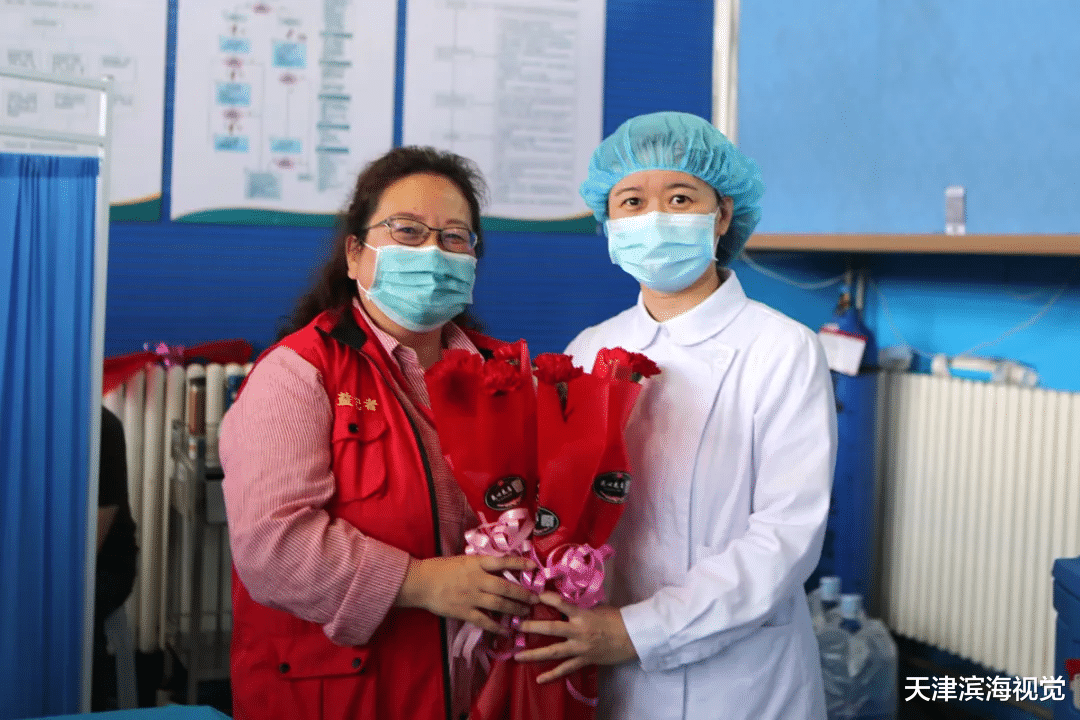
xmin=0 ymin=0 xmax=168 ymax=220
xmin=402 ymin=0 xmax=605 ymax=231
xmin=171 ymin=0 xmax=396 ymax=224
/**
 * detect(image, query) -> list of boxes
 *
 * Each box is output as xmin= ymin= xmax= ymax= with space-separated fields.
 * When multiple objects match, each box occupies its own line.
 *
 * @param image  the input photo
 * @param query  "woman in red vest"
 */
xmin=220 ymin=146 xmax=539 ymax=720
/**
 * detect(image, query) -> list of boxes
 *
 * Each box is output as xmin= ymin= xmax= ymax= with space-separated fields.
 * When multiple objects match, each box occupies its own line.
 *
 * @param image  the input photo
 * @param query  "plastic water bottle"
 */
xmin=810 ymin=576 xmax=843 ymax=632
xmin=817 ymin=615 xmax=850 ymax=719
xmin=817 ymin=593 xmax=897 ymax=720
xmin=838 ymin=594 xmax=863 ymax=633
xmin=855 ymin=624 xmax=898 ymax=720
xmin=820 ymin=577 xmax=841 ymax=616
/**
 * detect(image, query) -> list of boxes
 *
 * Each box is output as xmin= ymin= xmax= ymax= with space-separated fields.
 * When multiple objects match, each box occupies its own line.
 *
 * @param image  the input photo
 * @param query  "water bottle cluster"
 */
xmin=809 ymin=577 xmax=898 ymax=720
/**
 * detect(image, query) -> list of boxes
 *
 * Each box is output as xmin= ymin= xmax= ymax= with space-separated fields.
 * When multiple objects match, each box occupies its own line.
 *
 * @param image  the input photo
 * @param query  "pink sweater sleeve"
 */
xmin=220 ymin=346 xmax=411 ymax=647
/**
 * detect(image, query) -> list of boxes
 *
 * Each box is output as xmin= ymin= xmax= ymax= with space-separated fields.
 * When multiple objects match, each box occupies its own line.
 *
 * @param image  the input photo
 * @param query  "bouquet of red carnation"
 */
xmin=532 ymin=347 xmax=659 ymax=554
xmin=425 ymin=341 xmax=538 ymax=524
xmin=498 ymin=348 xmax=659 ymax=720
xmin=424 ymin=343 xmax=659 ymax=720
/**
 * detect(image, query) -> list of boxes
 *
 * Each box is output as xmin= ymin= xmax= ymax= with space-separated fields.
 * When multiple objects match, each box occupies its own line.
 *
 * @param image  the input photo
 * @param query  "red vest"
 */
xmin=229 ymin=306 xmax=503 ymax=720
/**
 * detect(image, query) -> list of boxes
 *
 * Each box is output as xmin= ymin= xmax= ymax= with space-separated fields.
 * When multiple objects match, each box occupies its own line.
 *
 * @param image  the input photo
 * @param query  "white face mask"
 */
xmin=604 ymin=211 xmax=718 ymax=293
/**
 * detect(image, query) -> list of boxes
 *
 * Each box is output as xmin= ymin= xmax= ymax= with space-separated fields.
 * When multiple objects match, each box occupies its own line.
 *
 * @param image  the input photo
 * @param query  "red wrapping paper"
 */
xmin=507 ymin=351 xmax=648 ymax=720
xmin=577 ymin=349 xmax=657 ymax=549
xmin=532 ymin=372 xmax=617 ymax=558
xmin=471 ymin=604 xmax=599 ymax=720
xmin=102 ymin=339 xmax=253 ymax=395
xmin=424 ymin=343 xmax=658 ymax=720
xmin=424 ymin=342 xmax=537 ymax=522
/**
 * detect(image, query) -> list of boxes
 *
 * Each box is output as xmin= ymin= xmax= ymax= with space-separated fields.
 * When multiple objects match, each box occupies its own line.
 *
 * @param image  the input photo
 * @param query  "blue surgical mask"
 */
xmin=605 ymin=211 xmax=718 ymax=293
xmin=358 ymin=243 xmax=477 ymax=332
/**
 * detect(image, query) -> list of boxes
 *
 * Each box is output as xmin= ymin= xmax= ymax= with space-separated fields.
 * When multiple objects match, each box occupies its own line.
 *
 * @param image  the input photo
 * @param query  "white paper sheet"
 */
xmin=818 ymin=325 xmax=868 ymax=377
xmin=0 ymin=0 xmax=168 ymax=208
xmin=171 ymin=0 xmax=397 ymax=221
xmin=402 ymin=0 xmax=605 ymax=222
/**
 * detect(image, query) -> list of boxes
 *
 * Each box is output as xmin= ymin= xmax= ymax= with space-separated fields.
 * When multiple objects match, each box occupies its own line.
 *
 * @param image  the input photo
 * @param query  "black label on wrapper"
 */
xmin=593 ymin=471 xmax=631 ymax=504
xmin=534 ymin=507 xmax=559 ymax=536
xmin=484 ymin=475 xmax=526 ymax=511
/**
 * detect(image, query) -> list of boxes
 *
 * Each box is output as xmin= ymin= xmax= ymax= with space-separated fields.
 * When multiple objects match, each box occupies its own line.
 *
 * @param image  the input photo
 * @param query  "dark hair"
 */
xmin=278 ymin=146 xmax=488 ymax=339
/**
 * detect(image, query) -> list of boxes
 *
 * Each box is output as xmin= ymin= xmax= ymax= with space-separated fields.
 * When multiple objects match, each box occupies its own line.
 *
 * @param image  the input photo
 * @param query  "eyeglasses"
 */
xmin=367 ymin=216 xmax=478 ymax=253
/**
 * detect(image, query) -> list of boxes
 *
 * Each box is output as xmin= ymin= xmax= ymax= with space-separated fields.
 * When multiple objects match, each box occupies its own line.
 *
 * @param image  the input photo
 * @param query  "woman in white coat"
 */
xmin=516 ymin=111 xmax=838 ymax=719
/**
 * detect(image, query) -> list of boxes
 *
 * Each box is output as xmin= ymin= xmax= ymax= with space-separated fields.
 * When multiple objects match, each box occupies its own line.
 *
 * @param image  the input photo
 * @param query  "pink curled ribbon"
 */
xmin=463 ymin=508 xmax=534 ymax=562
xmin=566 ymin=677 xmax=599 ymax=707
xmin=145 ymin=341 xmax=186 ymax=368
xmin=452 ymin=524 xmax=615 ymax=708
xmin=542 ymin=543 xmax=613 ymax=610
xmin=452 ymin=508 xmax=537 ymax=670
xmin=539 ymin=543 xmax=613 ymax=707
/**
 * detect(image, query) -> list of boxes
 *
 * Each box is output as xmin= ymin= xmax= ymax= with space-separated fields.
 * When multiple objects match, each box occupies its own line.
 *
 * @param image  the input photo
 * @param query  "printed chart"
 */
xmin=171 ymin=0 xmax=396 ymax=223
xmin=402 ymin=0 xmax=605 ymax=227
xmin=0 ymin=0 xmax=168 ymax=218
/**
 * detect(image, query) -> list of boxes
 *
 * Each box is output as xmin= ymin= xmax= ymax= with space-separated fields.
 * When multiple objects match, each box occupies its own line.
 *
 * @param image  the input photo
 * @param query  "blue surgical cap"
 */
xmin=580 ymin=111 xmax=765 ymax=265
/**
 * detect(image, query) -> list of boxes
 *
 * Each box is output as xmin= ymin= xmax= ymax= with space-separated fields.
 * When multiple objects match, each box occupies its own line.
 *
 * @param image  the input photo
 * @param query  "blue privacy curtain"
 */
xmin=0 ymin=153 xmax=99 ymax=719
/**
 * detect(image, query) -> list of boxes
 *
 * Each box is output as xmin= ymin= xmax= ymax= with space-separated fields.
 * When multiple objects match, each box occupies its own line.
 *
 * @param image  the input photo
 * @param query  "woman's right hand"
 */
xmin=395 ymin=555 xmax=539 ymax=634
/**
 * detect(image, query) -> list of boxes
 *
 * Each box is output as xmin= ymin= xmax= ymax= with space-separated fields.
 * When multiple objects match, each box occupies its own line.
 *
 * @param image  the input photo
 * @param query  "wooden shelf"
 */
xmin=744 ymin=233 xmax=1080 ymax=256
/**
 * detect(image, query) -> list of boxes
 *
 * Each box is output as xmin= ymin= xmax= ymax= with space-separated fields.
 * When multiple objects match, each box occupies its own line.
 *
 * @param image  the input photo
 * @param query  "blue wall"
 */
xmin=104 ymin=0 xmax=1080 ymax=395
xmin=741 ymin=0 xmax=1080 ymax=234
xmin=738 ymin=0 xmax=1080 ymax=392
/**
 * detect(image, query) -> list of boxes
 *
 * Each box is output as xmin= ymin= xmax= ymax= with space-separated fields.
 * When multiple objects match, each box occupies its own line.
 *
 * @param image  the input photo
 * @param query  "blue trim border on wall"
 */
xmin=170 ymin=209 xmax=597 ymax=234
xmin=109 ymin=197 xmax=162 ymax=222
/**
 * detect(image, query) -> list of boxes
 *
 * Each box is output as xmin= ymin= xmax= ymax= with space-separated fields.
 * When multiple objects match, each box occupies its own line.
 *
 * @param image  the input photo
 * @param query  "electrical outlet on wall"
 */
xmin=945 ymin=185 xmax=966 ymax=235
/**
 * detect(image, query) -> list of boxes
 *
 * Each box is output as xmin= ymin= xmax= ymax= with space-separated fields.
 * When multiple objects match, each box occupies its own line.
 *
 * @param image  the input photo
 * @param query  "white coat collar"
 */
xmin=626 ymin=269 xmax=749 ymax=350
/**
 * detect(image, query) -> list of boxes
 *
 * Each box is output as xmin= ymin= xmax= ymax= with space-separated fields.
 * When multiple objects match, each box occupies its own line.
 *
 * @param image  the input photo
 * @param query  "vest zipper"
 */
xmin=363 ymin=353 xmax=455 ymax=720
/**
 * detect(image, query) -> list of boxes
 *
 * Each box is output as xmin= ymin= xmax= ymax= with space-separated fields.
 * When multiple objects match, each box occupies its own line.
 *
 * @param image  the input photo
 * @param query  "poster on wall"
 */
xmin=402 ymin=0 xmax=605 ymax=232
xmin=0 ymin=0 xmax=168 ymax=221
xmin=170 ymin=0 xmax=396 ymax=225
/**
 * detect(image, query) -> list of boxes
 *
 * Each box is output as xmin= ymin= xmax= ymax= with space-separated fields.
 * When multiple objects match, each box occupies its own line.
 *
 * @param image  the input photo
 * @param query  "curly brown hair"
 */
xmin=278 ymin=146 xmax=488 ymax=339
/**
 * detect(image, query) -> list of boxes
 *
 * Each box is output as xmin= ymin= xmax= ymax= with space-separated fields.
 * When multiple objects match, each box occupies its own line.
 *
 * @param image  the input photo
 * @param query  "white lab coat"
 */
xmin=565 ymin=271 xmax=837 ymax=720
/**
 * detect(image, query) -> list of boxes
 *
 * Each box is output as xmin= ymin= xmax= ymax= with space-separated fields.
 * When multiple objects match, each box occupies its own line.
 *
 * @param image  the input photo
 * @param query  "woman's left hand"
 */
xmin=514 ymin=592 xmax=638 ymax=683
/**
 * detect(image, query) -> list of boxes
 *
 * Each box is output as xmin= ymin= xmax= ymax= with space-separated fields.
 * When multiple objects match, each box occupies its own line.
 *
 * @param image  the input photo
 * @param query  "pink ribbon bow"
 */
xmin=452 ymin=521 xmax=614 ymax=708
xmin=145 ymin=341 xmax=185 ymax=368
xmin=536 ymin=543 xmax=613 ymax=707
xmin=542 ymin=543 xmax=613 ymax=611
xmin=453 ymin=508 xmax=538 ymax=669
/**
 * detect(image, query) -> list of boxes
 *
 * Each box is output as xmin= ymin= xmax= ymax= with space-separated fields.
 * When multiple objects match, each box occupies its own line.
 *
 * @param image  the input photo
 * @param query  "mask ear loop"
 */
xmin=705 ymin=209 xmax=722 ymax=262
xmin=353 ymin=239 xmax=382 ymax=299
xmin=711 ymin=195 xmax=736 ymax=263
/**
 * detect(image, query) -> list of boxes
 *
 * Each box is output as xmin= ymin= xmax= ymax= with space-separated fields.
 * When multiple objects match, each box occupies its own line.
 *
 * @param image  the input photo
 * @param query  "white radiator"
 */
xmin=103 ymin=362 xmax=244 ymax=653
xmin=877 ymin=372 xmax=1080 ymax=680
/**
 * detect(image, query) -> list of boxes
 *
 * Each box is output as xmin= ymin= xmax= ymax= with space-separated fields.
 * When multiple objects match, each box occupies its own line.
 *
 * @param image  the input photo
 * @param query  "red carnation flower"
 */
xmin=627 ymin=351 xmax=661 ymax=380
xmin=482 ymin=359 xmax=522 ymax=395
xmin=494 ymin=340 xmax=529 ymax=367
xmin=594 ymin=347 xmax=630 ymax=378
xmin=533 ymin=353 xmax=584 ymax=385
xmin=426 ymin=348 xmax=483 ymax=385
xmin=594 ymin=347 xmax=660 ymax=383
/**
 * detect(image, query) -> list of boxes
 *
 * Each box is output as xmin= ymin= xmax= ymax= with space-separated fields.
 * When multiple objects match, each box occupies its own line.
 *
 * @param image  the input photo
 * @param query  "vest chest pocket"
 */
xmin=331 ymin=406 xmax=389 ymax=501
